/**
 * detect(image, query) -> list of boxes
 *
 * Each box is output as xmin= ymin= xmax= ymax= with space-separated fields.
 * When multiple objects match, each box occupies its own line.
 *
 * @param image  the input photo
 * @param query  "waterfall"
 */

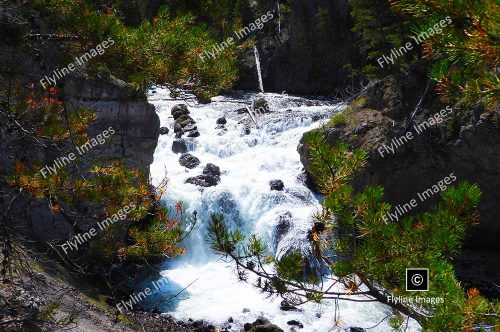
xmin=253 ymin=45 xmax=264 ymax=93
xmin=277 ymin=1 xmax=281 ymax=34
xmin=144 ymin=89 xmax=420 ymax=331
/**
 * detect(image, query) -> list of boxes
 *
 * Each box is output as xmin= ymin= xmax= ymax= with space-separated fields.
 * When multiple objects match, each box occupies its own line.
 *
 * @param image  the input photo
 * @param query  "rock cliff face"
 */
xmin=234 ymin=0 xmax=355 ymax=95
xmin=0 ymin=75 xmax=159 ymax=245
xmin=62 ymin=75 xmax=160 ymax=174
xmin=298 ymin=72 xmax=500 ymax=249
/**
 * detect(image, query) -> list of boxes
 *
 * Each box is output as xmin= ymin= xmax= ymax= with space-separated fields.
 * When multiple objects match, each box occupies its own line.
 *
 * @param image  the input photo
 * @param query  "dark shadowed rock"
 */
xmin=273 ymin=212 xmax=293 ymax=250
xmin=203 ymin=163 xmax=221 ymax=178
xmin=252 ymin=324 xmax=284 ymax=332
xmin=172 ymin=139 xmax=188 ymax=154
xmin=186 ymin=175 xmax=218 ymax=187
xmin=183 ymin=124 xmax=197 ymax=132
xmin=349 ymin=328 xmax=366 ymax=332
xmin=159 ymin=127 xmax=169 ymax=135
xmin=280 ymin=300 xmax=299 ymax=311
xmin=187 ymin=130 xmax=200 ymax=138
xmin=185 ymin=164 xmax=221 ymax=187
xmin=287 ymin=320 xmax=303 ymax=328
xmin=243 ymin=318 xmax=284 ymax=332
xmin=216 ymin=117 xmax=227 ymax=125
xmin=179 ymin=154 xmax=200 ymax=169
xmin=233 ymin=0 xmax=353 ymax=95
xmin=270 ymin=180 xmax=284 ymax=191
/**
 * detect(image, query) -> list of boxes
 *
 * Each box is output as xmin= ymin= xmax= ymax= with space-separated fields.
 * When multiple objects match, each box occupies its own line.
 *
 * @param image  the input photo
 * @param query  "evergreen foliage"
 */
xmin=349 ymin=0 xmax=499 ymax=109
xmin=32 ymin=0 xmax=239 ymax=98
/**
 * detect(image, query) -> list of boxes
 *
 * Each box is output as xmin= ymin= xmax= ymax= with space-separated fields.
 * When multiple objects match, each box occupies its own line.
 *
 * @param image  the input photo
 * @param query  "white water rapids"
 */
xmin=146 ymin=88 xmax=420 ymax=331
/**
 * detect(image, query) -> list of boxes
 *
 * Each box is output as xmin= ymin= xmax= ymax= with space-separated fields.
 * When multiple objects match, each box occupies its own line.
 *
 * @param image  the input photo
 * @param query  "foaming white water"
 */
xmin=148 ymin=88 xmax=420 ymax=331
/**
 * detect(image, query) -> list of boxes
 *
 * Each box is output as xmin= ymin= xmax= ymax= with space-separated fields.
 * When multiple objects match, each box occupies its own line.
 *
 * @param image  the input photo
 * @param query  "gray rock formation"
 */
xmin=179 ymin=153 xmax=200 ymax=169
xmin=298 ymin=74 xmax=500 ymax=249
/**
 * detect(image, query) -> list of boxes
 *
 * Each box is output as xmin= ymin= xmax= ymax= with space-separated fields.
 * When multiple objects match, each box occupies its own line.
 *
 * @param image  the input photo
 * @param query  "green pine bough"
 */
xmin=207 ymin=131 xmax=499 ymax=331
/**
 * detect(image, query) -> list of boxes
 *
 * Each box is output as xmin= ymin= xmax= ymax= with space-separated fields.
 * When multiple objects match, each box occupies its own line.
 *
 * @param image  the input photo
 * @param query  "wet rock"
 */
xmin=217 ymin=117 xmax=227 ymax=125
xmin=186 ymin=175 xmax=219 ymax=187
xmin=174 ymin=123 xmax=183 ymax=133
xmin=280 ymin=300 xmax=299 ymax=311
xmin=243 ymin=318 xmax=283 ymax=332
xmin=251 ymin=324 xmax=284 ymax=332
xmin=270 ymin=180 xmax=284 ymax=191
xmin=254 ymin=318 xmax=270 ymax=325
xmin=187 ymin=130 xmax=201 ymax=138
xmin=177 ymin=115 xmax=195 ymax=127
xmin=183 ymin=124 xmax=198 ymax=132
xmin=287 ymin=320 xmax=303 ymax=328
xmin=171 ymin=104 xmax=190 ymax=120
xmin=227 ymin=317 xmax=234 ymax=323
xmin=253 ymin=98 xmax=271 ymax=114
xmin=273 ymin=212 xmax=293 ymax=250
xmin=179 ymin=153 xmax=200 ymax=169
xmin=203 ymin=163 xmax=221 ymax=178
xmin=348 ymin=328 xmax=366 ymax=332
xmin=186 ymin=164 xmax=221 ymax=187
xmin=159 ymin=127 xmax=169 ymax=135
xmin=172 ymin=139 xmax=188 ymax=154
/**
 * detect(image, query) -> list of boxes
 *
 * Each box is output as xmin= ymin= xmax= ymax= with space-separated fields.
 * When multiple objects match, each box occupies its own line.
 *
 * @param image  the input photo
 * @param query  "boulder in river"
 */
xmin=172 ymin=139 xmax=188 ymax=154
xmin=186 ymin=175 xmax=219 ymax=187
xmin=159 ymin=127 xmax=169 ymax=135
xmin=186 ymin=163 xmax=221 ymax=187
xmin=253 ymin=98 xmax=271 ymax=115
xmin=244 ymin=318 xmax=284 ymax=332
xmin=273 ymin=212 xmax=293 ymax=250
xmin=187 ymin=130 xmax=200 ymax=138
xmin=176 ymin=114 xmax=195 ymax=127
xmin=203 ymin=163 xmax=221 ymax=178
xmin=171 ymin=104 xmax=190 ymax=120
xmin=280 ymin=300 xmax=299 ymax=312
xmin=287 ymin=320 xmax=303 ymax=328
xmin=179 ymin=153 xmax=200 ymax=169
xmin=183 ymin=124 xmax=197 ymax=132
xmin=216 ymin=117 xmax=227 ymax=125
xmin=270 ymin=180 xmax=284 ymax=191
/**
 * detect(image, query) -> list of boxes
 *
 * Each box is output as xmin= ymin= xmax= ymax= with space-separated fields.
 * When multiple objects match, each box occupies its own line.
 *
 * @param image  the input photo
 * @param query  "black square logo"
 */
xmin=406 ymin=268 xmax=429 ymax=291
